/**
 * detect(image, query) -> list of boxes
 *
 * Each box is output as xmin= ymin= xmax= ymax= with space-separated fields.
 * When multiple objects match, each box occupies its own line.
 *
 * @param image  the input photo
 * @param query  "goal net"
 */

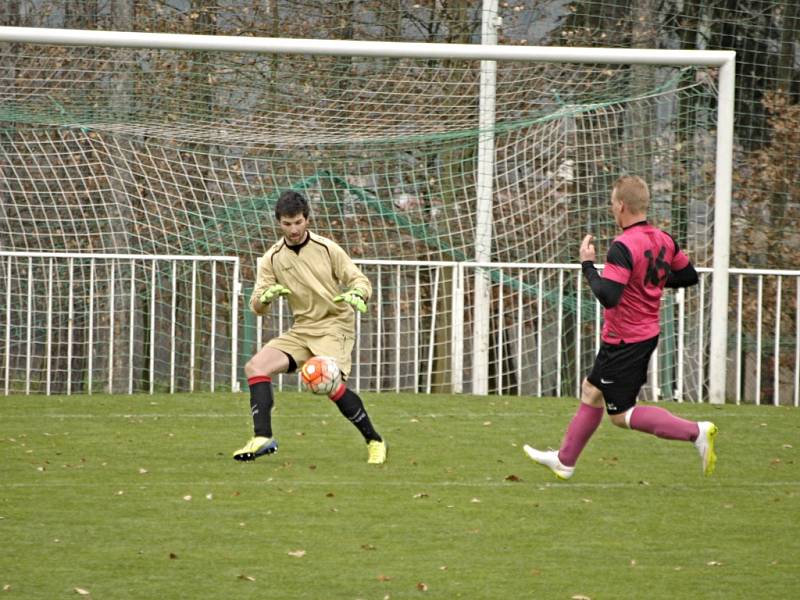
xmin=0 ymin=35 xmax=719 ymax=398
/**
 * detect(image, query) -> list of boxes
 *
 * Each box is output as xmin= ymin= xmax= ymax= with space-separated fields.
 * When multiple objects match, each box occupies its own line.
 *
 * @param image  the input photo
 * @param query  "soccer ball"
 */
xmin=300 ymin=356 xmax=342 ymax=396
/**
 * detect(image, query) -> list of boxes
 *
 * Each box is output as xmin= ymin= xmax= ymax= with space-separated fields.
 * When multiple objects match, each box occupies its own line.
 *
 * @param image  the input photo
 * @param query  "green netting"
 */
xmin=2 ymin=0 xmax=794 ymax=269
xmin=0 ymin=46 xmax=717 ymax=264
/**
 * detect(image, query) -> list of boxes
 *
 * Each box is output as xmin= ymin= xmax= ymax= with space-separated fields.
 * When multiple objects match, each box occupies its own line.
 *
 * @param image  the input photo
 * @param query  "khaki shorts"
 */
xmin=267 ymin=329 xmax=355 ymax=378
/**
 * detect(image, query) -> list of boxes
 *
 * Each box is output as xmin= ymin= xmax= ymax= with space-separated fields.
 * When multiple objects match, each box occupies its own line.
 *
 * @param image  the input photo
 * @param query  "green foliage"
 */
xmin=1 ymin=392 xmax=798 ymax=598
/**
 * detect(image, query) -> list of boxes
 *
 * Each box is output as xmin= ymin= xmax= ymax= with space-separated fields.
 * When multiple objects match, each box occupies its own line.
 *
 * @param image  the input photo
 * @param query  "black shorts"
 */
xmin=587 ymin=335 xmax=658 ymax=415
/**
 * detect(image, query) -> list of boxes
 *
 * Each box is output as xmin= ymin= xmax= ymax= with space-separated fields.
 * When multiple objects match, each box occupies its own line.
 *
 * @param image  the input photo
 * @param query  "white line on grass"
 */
xmin=2 ymin=479 xmax=798 ymax=490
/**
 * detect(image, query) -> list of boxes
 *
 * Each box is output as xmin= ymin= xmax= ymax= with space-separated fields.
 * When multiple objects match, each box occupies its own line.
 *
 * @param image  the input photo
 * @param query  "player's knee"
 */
xmin=581 ymin=378 xmax=603 ymax=405
xmin=243 ymin=357 xmax=259 ymax=377
xmin=328 ymin=382 xmax=346 ymax=401
xmin=609 ymin=412 xmax=628 ymax=428
xmin=244 ymin=355 xmax=270 ymax=377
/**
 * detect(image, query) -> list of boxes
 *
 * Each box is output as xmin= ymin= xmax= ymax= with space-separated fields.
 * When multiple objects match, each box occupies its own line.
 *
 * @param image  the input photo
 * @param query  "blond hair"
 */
xmin=612 ymin=175 xmax=650 ymax=214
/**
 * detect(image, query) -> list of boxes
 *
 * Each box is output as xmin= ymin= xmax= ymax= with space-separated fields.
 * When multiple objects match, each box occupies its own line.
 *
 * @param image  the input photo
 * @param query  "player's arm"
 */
xmin=665 ymin=264 xmax=698 ymax=288
xmin=665 ymin=236 xmax=699 ymax=288
xmin=250 ymin=252 xmax=290 ymax=314
xmin=580 ymin=235 xmax=626 ymax=309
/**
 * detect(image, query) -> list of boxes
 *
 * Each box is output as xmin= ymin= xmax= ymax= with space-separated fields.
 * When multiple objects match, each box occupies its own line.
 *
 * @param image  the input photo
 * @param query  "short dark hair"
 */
xmin=275 ymin=190 xmax=309 ymax=220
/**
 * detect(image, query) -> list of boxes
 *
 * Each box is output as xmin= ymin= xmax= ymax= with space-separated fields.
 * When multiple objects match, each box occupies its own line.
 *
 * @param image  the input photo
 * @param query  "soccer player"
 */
xmin=523 ymin=175 xmax=717 ymax=479
xmin=233 ymin=190 xmax=387 ymax=464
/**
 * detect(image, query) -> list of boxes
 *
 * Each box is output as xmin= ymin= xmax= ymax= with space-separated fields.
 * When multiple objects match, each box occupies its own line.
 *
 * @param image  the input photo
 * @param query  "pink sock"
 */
xmin=628 ymin=405 xmax=699 ymax=441
xmin=558 ymin=403 xmax=604 ymax=467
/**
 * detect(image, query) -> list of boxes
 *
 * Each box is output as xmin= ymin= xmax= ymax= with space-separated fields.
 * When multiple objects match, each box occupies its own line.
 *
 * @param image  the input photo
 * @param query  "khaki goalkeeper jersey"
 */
xmin=250 ymin=231 xmax=372 ymax=336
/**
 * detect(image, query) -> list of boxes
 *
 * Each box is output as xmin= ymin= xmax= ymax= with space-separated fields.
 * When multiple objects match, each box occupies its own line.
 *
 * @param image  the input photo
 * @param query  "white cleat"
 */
xmin=523 ymin=445 xmax=575 ymax=480
xmin=694 ymin=422 xmax=718 ymax=476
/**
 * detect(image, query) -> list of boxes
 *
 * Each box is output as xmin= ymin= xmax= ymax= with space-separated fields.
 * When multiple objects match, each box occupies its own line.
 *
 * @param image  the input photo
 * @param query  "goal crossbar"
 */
xmin=0 ymin=26 xmax=734 ymax=66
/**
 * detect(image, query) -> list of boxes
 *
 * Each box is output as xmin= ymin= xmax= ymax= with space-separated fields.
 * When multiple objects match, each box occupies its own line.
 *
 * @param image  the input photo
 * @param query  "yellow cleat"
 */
xmin=232 ymin=436 xmax=278 ymax=462
xmin=367 ymin=439 xmax=388 ymax=464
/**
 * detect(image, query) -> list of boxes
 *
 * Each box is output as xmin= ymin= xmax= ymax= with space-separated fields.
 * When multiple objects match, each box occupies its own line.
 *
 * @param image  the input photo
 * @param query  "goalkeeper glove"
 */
xmin=259 ymin=284 xmax=291 ymax=305
xmin=333 ymin=288 xmax=367 ymax=314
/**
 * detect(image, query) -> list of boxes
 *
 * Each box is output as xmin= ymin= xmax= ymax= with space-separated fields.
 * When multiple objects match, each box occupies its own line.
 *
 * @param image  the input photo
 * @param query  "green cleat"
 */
xmin=233 ymin=436 xmax=278 ymax=462
xmin=367 ymin=439 xmax=388 ymax=464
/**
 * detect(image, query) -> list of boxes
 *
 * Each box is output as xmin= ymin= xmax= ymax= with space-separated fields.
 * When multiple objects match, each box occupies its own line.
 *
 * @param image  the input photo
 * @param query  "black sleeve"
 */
xmin=606 ymin=240 xmax=633 ymax=270
xmin=665 ymin=263 xmax=699 ymax=288
xmin=582 ymin=261 xmax=625 ymax=308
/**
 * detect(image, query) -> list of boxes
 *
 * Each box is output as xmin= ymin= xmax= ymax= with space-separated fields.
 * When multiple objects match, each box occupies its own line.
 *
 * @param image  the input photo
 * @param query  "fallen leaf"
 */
xmin=361 ymin=544 xmax=377 ymax=551
xmin=288 ymin=549 xmax=306 ymax=558
xmin=169 ymin=553 xmax=178 ymax=559
xmin=416 ymin=582 xmax=428 ymax=592
xmin=237 ymin=574 xmax=256 ymax=581
xmin=504 ymin=474 xmax=522 ymax=482
xmin=413 ymin=492 xmax=429 ymax=499
xmin=3 ymin=584 xmax=11 ymax=591
xmin=707 ymin=560 xmax=723 ymax=566
xmin=377 ymin=574 xmax=392 ymax=582
xmin=74 ymin=588 xmax=91 ymax=596
xmin=326 ymin=492 xmax=335 ymax=498
xmin=571 ymin=595 xmax=591 ymax=600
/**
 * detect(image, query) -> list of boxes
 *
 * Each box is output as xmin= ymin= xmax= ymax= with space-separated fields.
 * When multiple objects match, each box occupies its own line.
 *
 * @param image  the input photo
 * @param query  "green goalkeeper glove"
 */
xmin=333 ymin=288 xmax=367 ymax=314
xmin=259 ymin=284 xmax=291 ymax=305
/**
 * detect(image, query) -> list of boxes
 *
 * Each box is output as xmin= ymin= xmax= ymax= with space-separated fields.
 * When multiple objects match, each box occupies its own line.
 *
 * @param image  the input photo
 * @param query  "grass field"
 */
xmin=1 ymin=392 xmax=798 ymax=599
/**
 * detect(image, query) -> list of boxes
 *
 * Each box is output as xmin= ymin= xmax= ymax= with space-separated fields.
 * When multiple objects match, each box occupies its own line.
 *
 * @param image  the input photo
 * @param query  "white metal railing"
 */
xmin=1 ymin=252 xmax=240 ymax=395
xmin=3 ymin=254 xmax=798 ymax=405
xmin=728 ymin=267 xmax=800 ymax=407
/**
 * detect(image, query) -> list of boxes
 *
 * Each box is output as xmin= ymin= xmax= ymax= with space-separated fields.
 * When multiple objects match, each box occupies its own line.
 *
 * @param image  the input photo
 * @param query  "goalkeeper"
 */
xmin=233 ymin=190 xmax=386 ymax=464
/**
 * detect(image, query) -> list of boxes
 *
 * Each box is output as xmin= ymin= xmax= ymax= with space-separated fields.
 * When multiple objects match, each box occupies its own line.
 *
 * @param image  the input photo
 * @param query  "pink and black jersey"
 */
xmin=600 ymin=222 xmax=690 ymax=344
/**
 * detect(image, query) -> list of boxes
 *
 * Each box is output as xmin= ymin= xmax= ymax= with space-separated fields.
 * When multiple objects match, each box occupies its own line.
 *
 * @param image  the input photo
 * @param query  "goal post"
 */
xmin=0 ymin=26 xmax=734 ymax=402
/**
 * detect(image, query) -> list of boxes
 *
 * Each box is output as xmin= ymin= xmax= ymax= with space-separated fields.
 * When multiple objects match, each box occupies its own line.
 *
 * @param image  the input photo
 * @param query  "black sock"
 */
xmin=332 ymin=387 xmax=381 ymax=443
xmin=248 ymin=376 xmax=274 ymax=438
